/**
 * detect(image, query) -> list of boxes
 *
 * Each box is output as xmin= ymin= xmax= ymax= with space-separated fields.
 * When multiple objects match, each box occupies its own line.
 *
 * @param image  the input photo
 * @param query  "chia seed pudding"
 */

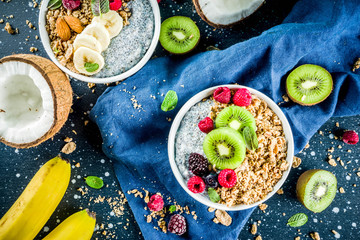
xmin=174 ymin=89 xmax=289 ymax=207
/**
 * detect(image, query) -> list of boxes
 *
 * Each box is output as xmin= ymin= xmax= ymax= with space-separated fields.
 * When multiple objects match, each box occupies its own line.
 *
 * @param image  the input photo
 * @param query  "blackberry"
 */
xmin=168 ymin=214 xmax=186 ymax=235
xmin=204 ymin=173 xmax=219 ymax=189
xmin=188 ymin=153 xmax=209 ymax=176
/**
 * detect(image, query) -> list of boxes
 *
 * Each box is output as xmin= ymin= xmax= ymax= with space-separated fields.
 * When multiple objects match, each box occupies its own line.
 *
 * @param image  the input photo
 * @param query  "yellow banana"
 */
xmin=0 ymin=156 xmax=71 ymax=240
xmin=42 ymin=209 xmax=96 ymax=240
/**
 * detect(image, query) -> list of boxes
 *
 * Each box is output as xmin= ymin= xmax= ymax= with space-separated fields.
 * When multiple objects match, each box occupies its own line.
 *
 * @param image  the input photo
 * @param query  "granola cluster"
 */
xmin=210 ymin=95 xmax=289 ymax=206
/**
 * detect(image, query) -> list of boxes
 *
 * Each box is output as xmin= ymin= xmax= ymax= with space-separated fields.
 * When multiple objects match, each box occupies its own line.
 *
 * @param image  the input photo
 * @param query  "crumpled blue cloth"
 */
xmin=90 ymin=0 xmax=360 ymax=239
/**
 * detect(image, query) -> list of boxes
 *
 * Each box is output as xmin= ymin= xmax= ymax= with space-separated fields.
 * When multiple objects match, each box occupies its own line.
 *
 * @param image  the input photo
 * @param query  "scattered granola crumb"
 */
xmin=335 ymin=122 xmax=339 ymax=127
xmin=208 ymin=207 xmax=215 ymax=212
xmin=304 ymin=143 xmax=310 ymax=149
xmin=4 ymin=22 xmax=14 ymax=34
xmin=255 ymin=235 xmax=262 ymax=240
xmin=214 ymin=210 xmax=232 ymax=226
xmin=0 ymin=19 xmax=4 ymax=24
xmin=339 ymin=187 xmax=345 ymax=193
xmin=64 ymin=137 xmax=73 ymax=142
xmin=258 ymin=203 xmax=268 ymax=212
xmin=282 ymin=95 xmax=289 ymax=102
xmin=75 ymin=162 xmax=80 ymax=168
xmin=292 ymin=156 xmax=302 ymax=168
xmin=277 ymin=188 xmax=284 ymax=195
xmin=309 ymin=232 xmax=320 ymax=240
xmin=352 ymin=58 xmax=360 ymax=72
xmin=328 ymin=158 xmax=337 ymax=167
xmin=30 ymin=47 xmax=38 ymax=52
xmin=295 ymin=237 xmax=300 ymax=240
xmin=250 ymin=223 xmax=257 ymax=235
xmin=88 ymin=83 xmax=96 ymax=89
xmin=331 ymin=230 xmax=339 ymax=236
xmin=61 ymin=142 xmax=76 ymax=154
xmin=357 ymin=172 xmax=360 ymax=177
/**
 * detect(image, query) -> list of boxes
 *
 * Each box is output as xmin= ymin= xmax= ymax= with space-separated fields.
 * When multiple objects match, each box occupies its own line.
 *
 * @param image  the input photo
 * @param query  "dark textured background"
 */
xmin=0 ymin=0 xmax=359 ymax=239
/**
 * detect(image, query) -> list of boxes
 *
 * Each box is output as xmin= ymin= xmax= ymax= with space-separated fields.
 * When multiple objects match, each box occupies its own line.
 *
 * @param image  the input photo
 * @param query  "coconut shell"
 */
xmin=0 ymin=54 xmax=73 ymax=149
xmin=193 ymin=0 xmax=264 ymax=28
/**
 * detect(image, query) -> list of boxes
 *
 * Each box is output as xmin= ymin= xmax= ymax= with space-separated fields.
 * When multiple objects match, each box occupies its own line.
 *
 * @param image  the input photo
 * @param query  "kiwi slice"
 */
xmin=159 ymin=16 xmax=200 ymax=54
xmin=203 ymin=127 xmax=246 ymax=169
xmin=215 ymin=106 xmax=256 ymax=132
xmin=286 ymin=64 xmax=333 ymax=106
xmin=296 ymin=169 xmax=337 ymax=213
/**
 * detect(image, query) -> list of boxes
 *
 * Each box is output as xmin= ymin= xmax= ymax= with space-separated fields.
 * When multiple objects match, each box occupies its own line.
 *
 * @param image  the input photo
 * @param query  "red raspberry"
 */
xmin=218 ymin=169 xmax=237 ymax=188
xmin=62 ymin=0 xmax=81 ymax=10
xmin=233 ymin=88 xmax=252 ymax=106
xmin=187 ymin=176 xmax=205 ymax=193
xmin=213 ymin=87 xmax=231 ymax=104
xmin=198 ymin=117 xmax=214 ymax=133
xmin=157 ymin=0 xmax=161 ymax=3
xmin=168 ymin=214 xmax=186 ymax=235
xmin=147 ymin=194 xmax=164 ymax=211
xmin=342 ymin=130 xmax=359 ymax=145
xmin=109 ymin=0 xmax=122 ymax=11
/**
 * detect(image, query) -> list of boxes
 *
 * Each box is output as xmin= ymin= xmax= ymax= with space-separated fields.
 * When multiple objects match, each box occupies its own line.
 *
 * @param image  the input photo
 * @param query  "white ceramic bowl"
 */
xmin=39 ymin=0 xmax=161 ymax=84
xmin=168 ymin=85 xmax=294 ymax=211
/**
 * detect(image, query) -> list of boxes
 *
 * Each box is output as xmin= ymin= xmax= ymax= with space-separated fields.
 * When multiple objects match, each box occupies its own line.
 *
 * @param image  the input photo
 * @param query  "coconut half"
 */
xmin=0 ymin=54 xmax=73 ymax=149
xmin=193 ymin=0 xmax=264 ymax=28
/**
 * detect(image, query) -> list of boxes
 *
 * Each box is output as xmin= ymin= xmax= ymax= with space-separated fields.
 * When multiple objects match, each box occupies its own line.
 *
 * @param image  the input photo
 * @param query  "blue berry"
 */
xmin=204 ymin=173 xmax=219 ymax=189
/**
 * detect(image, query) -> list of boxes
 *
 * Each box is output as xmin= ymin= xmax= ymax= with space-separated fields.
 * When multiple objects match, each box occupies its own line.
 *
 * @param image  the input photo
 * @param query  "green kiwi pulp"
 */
xmin=215 ymin=106 xmax=256 ymax=132
xmin=286 ymin=64 xmax=333 ymax=106
xmin=203 ymin=127 xmax=246 ymax=169
xmin=159 ymin=16 xmax=200 ymax=54
xmin=296 ymin=169 xmax=337 ymax=213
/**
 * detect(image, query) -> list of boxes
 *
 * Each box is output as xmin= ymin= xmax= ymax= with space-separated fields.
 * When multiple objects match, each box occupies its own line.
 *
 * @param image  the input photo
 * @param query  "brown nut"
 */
xmin=56 ymin=18 xmax=71 ymax=41
xmin=64 ymin=16 xmax=83 ymax=34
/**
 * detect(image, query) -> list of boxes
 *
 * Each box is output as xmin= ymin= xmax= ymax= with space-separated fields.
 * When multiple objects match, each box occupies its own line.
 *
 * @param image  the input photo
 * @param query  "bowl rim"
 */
xmin=38 ymin=0 xmax=161 ymax=84
xmin=168 ymin=84 xmax=294 ymax=211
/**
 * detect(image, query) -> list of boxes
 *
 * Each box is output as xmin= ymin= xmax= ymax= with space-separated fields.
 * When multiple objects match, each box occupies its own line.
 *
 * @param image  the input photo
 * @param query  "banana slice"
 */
xmin=73 ymin=34 xmax=102 ymax=53
xmin=92 ymin=10 xmax=123 ymax=39
xmin=82 ymin=23 xmax=110 ymax=51
xmin=73 ymin=47 xmax=105 ymax=75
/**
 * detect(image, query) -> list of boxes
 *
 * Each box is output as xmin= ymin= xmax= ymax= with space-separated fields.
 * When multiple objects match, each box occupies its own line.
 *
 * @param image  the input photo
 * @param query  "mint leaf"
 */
xmin=85 ymin=176 xmax=104 ymax=189
xmin=208 ymin=188 xmax=220 ymax=203
xmin=169 ymin=205 xmax=176 ymax=213
xmin=161 ymin=90 xmax=178 ymax=112
xmin=84 ymin=62 xmax=99 ymax=72
xmin=287 ymin=213 xmax=308 ymax=227
xmin=242 ymin=126 xmax=258 ymax=151
xmin=91 ymin=0 xmax=110 ymax=17
xmin=48 ymin=0 xmax=62 ymax=10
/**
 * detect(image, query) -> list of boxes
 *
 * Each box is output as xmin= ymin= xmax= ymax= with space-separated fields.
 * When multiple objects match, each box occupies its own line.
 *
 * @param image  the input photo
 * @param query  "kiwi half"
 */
xmin=159 ymin=16 xmax=200 ymax=54
xmin=296 ymin=169 xmax=337 ymax=213
xmin=203 ymin=127 xmax=246 ymax=169
xmin=215 ymin=106 xmax=256 ymax=132
xmin=286 ymin=64 xmax=333 ymax=106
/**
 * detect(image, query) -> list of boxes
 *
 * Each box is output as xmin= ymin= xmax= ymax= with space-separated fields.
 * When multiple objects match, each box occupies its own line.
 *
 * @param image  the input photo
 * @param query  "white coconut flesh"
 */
xmin=0 ymin=61 xmax=54 ymax=145
xmin=197 ymin=0 xmax=263 ymax=26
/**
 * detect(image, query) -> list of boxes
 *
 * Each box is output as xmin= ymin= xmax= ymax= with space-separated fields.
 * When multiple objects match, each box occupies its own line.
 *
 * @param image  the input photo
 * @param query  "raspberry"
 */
xmin=198 ymin=117 xmax=214 ymax=133
xmin=109 ymin=0 xmax=122 ymax=11
xmin=218 ymin=169 xmax=237 ymax=188
xmin=188 ymin=153 xmax=209 ymax=176
xmin=187 ymin=176 xmax=205 ymax=193
xmin=147 ymin=194 xmax=164 ymax=211
xmin=342 ymin=130 xmax=359 ymax=145
xmin=213 ymin=87 xmax=231 ymax=104
xmin=204 ymin=173 xmax=219 ymax=189
xmin=62 ymin=0 xmax=81 ymax=10
xmin=233 ymin=88 xmax=252 ymax=106
xmin=168 ymin=214 xmax=186 ymax=235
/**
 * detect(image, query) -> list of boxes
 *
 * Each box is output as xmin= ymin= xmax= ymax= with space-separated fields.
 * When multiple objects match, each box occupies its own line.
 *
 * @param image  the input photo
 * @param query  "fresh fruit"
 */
xmin=147 ymin=194 xmax=164 ymax=211
xmin=62 ymin=0 xmax=81 ymax=10
xmin=198 ymin=117 xmax=214 ymax=133
xmin=296 ymin=169 xmax=337 ymax=213
xmin=56 ymin=18 xmax=71 ymax=41
xmin=64 ymin=16 xmax=84 ymax=33
xmin=342 ymin=130 xmax=359 ymax=145
xmin=73 ymin=47 xmax=105 ymax=75
xmin=187 ymin=176 xmax=206 ymax=193
xmin=73 ymin=34 xmax=103 ymax=53
xmin=188 ymin=153 xmax=209 ymax=176
xmin=213 ymin=87 xmax=231 ymax=104
xmin=159 ymin=16 xmax=200 ymax=54
xmin=92 ymin=10 xmax=123 ymax=38
xmin=204 ymin=173 xmax=219 ymax=189
xmin=109 ymin=0 xmax=122 ymax=11
xmin=82 ymin=22 xmax=111 ymax=51
xmin=0 ymin=54 xmax=72 ymax=149
xmin=0 ymin=156 xmax=71 ymax=240
xmin=218 ymin=169 xmax=237 ymax=188
xmin=215 ymin=106 xmax=256 ymax=132
xmin=233 ymin=88 xmax=252 ymax=106
xmin=42 ymin=209 xmax=96 ymax=240
xmin=286 ymin=64 xmax=333 ymax=106
xmin=203 ymin=127 xmax=246 ymax=169
xmin=168 ymin=214 xmax=187 ymax=236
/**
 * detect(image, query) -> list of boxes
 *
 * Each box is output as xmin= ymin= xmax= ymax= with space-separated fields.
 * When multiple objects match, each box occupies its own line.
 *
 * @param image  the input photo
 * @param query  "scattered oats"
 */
xmin=214 ymin=210 xmax=232 ymax=226
xmin=30 ymin=47 xmax=38 ymax=52
xmin=75 ymin=162 xmax=80 ymax=168
xmin=5 ymin=22 xmax=15 ymax=34
xmin=328 ymin=158 xmax=337 ymax=167
xmin=255 ymin=235 xmax=262 ymax=240
xmin=84 ymin=120 xmax=89 ymax=126
xmin=328 ymin=147 xmax=335 ymax=153
xmin=331 ymin=230 xmax=339 ymax=235
xmin=146 ymin=215 xmax=152 ymax=223
xmin=258 ymin=203 xmax=268 ymax=211
xmin=309 ymin=232 xmax=320 ymax=240
xmin=347 ymin=149 xmax=352 ymax=153
xmin=336 ymin=122 xmax=339 ymax=127
xmin=72 ymin=130 xmax=77 ymax=135
xmin=277 ymin=188 xmax=284 ymax=195
xmin=35 ymin=35 xmax=39 ymax=39
xmin=61 ymin=142 xmax=76 ymax=154
xmin=282 ymin=213 xmax=286 ymax=216
xmin=319 ymin=130 xmax=323 ymax=135
xmin=88 ymin=83 xmax=96 ymax=89
xmin=0 ymin=19 xmax=3 ymax=24
xmin=213 ymin=218 xmax=220 ymax=224
xmin=356 ymin=172 xmax=360 ymax=177
xmin=64 ymin=137 xmax=73 ymax=142
xmin=339 ymin=187 xmax=345 ymax=193
xmin=295 ymin=237 xmax=300 ymax=240
xmin=340 ymin=160 xmax=345 ymax=167
xmin=282 ymin=95 xmax=289 ymax=102
xmin=304 ymin=143 xmax=310 ymax=149
xmin=251 ymin=223 xmax=257 ymax=235
xmin=208 ymin=207 xmax=215 ymax=212
xmin=292 ymin=156 xmax=302 ymax=168
xmin=352 ymin=58 xmax=360 ymax=72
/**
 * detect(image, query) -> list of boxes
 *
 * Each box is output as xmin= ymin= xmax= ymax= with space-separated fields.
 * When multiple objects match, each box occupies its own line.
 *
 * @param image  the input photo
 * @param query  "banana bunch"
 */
xmin=0 ymin=156 xmax=71 ymax=240
xmin=42 ymin=209 xmax=96 ymax=240
xmin=73 ymin=10 xmax=123 ymax=75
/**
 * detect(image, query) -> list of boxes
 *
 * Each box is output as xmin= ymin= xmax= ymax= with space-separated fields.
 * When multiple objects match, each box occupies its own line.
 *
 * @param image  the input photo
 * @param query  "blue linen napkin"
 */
xmin=90 ymin=0 xmax=360 ymax=239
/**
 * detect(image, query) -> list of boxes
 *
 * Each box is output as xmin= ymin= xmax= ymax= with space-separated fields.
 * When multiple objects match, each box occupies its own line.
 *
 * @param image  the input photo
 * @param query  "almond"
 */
xmin=56 ymin=18 xmax=71 ymax=41
xmin=64 ymin=16 xmax=83 ymax=34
